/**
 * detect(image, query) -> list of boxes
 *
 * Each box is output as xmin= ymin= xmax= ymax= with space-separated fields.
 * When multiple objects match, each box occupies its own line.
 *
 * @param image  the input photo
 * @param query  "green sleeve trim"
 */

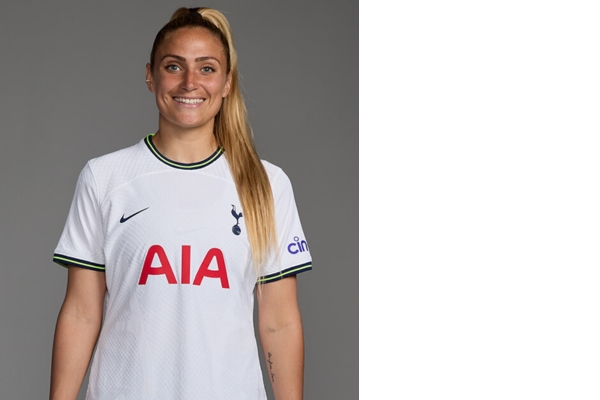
xmin=257 ymin=262 xmax=312 ymax=284
xmin=52 ymin=254 xmax=106 ymax=272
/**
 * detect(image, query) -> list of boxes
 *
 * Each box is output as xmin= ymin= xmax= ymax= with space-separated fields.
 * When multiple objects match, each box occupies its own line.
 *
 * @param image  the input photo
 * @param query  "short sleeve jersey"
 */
xmin=53 ymin=135 xmax=312 ymax=400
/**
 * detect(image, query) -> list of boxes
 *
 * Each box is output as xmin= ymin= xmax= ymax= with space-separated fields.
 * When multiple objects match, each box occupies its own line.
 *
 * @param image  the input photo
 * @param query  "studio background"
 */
xmin=0 ymin=1 xmax=357 ymax=399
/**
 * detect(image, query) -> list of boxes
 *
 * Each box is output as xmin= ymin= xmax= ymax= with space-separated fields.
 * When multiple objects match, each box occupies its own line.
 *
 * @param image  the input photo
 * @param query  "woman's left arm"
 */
xmin=257 ymin=275 xmax=304 ymax=400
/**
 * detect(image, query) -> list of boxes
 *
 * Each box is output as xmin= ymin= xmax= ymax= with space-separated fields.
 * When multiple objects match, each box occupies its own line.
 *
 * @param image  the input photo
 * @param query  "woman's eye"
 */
xmin=201 ymin=66 xmax=215 ymax=73
xmin=166 ymin=65 xmax=181 ymax=71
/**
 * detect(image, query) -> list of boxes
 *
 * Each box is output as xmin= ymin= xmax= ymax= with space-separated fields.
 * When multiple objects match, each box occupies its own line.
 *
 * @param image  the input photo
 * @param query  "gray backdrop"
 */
xmin=0 ymin=1 xmax=356 ymax=399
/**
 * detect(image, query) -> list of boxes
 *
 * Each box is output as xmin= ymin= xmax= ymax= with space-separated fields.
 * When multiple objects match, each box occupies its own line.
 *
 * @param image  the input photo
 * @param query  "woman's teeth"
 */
xmin=174 ymin=97 xmax=204 ymax=104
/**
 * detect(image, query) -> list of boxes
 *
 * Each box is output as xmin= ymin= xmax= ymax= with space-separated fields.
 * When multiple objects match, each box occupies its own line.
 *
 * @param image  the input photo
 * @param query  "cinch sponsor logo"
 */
xmin=139 ymin=245 xmax=230 ymax=288
xmin=287 ymin=236 xmax=309 ymax=255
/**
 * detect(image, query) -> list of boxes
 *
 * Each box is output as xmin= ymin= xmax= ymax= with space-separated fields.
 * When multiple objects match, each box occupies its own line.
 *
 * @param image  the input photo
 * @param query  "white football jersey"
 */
xmin=53 ymin=135 xmax=312 ymax=400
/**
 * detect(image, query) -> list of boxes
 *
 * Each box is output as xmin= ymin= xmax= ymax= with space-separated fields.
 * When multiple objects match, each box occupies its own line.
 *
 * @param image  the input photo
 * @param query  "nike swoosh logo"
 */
xmin=120 ymin=207 xmax=149 ymax=223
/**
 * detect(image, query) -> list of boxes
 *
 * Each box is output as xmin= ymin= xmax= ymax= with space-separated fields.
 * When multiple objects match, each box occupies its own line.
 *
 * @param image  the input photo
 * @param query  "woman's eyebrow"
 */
xmin=161 ymin=54 xmax=185 ymax=61
xmin=161 ymin=54 xmax=221 ymax=64
xmin=196 ymin=56 xmax=221 ymax=64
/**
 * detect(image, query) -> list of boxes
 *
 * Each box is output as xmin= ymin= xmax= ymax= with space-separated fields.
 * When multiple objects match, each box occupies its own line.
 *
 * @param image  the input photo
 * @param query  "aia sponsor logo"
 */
xmin=139 ymin=245 xmax=229 ymax=288
xmin=287 ymin=236 xmax=309 ymax=255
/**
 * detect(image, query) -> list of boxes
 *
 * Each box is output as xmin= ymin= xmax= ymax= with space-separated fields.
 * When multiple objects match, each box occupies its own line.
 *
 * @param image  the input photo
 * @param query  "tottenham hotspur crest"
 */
xmin=231 ymin=205 xmax=243 ymax=235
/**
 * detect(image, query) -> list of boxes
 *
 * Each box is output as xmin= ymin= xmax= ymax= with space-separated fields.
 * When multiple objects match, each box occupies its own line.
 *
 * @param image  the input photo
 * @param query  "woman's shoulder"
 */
xmin=260 ymin=159 xmax=298 ymax=195
xmin=79 ymin=137 xmax=153 ymax=197
xmin=261 ymin=159 xmax=288 ymax=183
xmin=87 ymin=138 xmax=147 ymax=170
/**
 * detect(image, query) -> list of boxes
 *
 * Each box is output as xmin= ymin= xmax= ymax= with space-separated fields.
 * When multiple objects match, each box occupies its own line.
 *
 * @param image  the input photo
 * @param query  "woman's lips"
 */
xmin=173 ymin=97 xmax=205 ymax=107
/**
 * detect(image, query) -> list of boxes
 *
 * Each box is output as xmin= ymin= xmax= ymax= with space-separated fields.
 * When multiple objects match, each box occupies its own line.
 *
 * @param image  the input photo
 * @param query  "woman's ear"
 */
xmin=145 ymin=63 xmax=155 ymax=92
xmin=222 ymin=72 xmax=232 ymax=98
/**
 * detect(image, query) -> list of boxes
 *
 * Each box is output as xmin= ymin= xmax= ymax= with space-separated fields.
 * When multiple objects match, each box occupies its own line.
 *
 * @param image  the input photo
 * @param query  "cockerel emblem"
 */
xmin=231 ymin=205 xmax=243 ymax=236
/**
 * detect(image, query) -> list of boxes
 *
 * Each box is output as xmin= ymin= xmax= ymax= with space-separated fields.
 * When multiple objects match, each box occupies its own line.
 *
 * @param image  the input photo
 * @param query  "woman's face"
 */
xmin=146 ymin=27 xmax=231 ymax=134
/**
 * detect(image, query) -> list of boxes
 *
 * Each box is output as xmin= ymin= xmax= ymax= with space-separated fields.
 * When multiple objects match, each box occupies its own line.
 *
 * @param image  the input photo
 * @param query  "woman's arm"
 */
xmin=257 ymin=276 xmax=304 ymax=400
xmin=50 ymin=266 xmax=106 ymax=400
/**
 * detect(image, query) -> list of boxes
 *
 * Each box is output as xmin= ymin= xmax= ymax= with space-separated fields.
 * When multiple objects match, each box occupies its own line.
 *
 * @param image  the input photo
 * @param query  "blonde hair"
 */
xmin=150 ymin=7 xmax=277 ymax=278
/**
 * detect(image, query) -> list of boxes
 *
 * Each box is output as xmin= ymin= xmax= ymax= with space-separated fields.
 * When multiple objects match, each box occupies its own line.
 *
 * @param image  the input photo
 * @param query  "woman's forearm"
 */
xmin=257 ymin=276 xmax=305 ymax=400
xmin=50 ymin=304 xmax=102 ymax=400
xmin=50 ymin=267 xmax=105 ymax=400
xmin=260 ymin=320 xmax=305 ymax=400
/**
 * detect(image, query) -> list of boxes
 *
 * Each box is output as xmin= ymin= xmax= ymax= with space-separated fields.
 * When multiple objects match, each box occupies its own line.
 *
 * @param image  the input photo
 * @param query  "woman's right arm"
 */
xmin=50 ymin=266 xmax=106 ymax=400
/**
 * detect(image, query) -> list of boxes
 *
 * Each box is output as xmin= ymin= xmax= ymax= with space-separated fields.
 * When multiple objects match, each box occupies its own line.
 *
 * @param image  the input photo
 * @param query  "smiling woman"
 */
xmin=147 ymin=27 xmax=232 ymax=143
xmin=49 ymin=7 xmax=312 ymax=400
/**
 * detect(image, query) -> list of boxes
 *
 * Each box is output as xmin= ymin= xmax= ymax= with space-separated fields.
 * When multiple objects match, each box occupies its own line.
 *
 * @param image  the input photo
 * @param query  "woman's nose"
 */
xmin=181 ymin=71 xmax=197 ymax=91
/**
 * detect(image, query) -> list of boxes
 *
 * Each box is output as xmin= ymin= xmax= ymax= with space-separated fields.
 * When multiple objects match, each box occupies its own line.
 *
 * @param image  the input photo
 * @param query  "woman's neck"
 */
xmin=152 ymin=125 xmax=219 ymax=163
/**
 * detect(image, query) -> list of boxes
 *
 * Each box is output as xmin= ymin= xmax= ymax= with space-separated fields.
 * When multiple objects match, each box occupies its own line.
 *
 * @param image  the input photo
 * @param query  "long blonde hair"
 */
xmin=149 ymin=7 xmax=277 ymax=278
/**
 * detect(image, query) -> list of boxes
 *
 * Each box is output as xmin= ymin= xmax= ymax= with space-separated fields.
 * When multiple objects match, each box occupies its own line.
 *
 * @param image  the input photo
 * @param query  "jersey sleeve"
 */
xmin=53 ymin=162 xmax=106 ymax=271
xmin=258 ymin=168 xmax=312 ymax=283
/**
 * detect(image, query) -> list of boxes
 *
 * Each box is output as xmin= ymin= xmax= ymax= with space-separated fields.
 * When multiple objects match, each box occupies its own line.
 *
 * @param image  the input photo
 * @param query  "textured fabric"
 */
xmin=53 ymin=135 xmax=312 ymax=400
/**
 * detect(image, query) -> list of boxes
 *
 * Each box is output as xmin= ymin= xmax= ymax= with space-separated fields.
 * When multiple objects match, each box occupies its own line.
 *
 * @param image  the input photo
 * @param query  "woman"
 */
xmin=50 ymin=7 xmax=312 ymax=400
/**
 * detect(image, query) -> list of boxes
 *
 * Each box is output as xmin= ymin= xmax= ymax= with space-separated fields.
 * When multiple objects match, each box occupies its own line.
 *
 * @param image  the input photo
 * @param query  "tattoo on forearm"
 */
xmin=267 ymin=352 xmax=275 ymax=382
